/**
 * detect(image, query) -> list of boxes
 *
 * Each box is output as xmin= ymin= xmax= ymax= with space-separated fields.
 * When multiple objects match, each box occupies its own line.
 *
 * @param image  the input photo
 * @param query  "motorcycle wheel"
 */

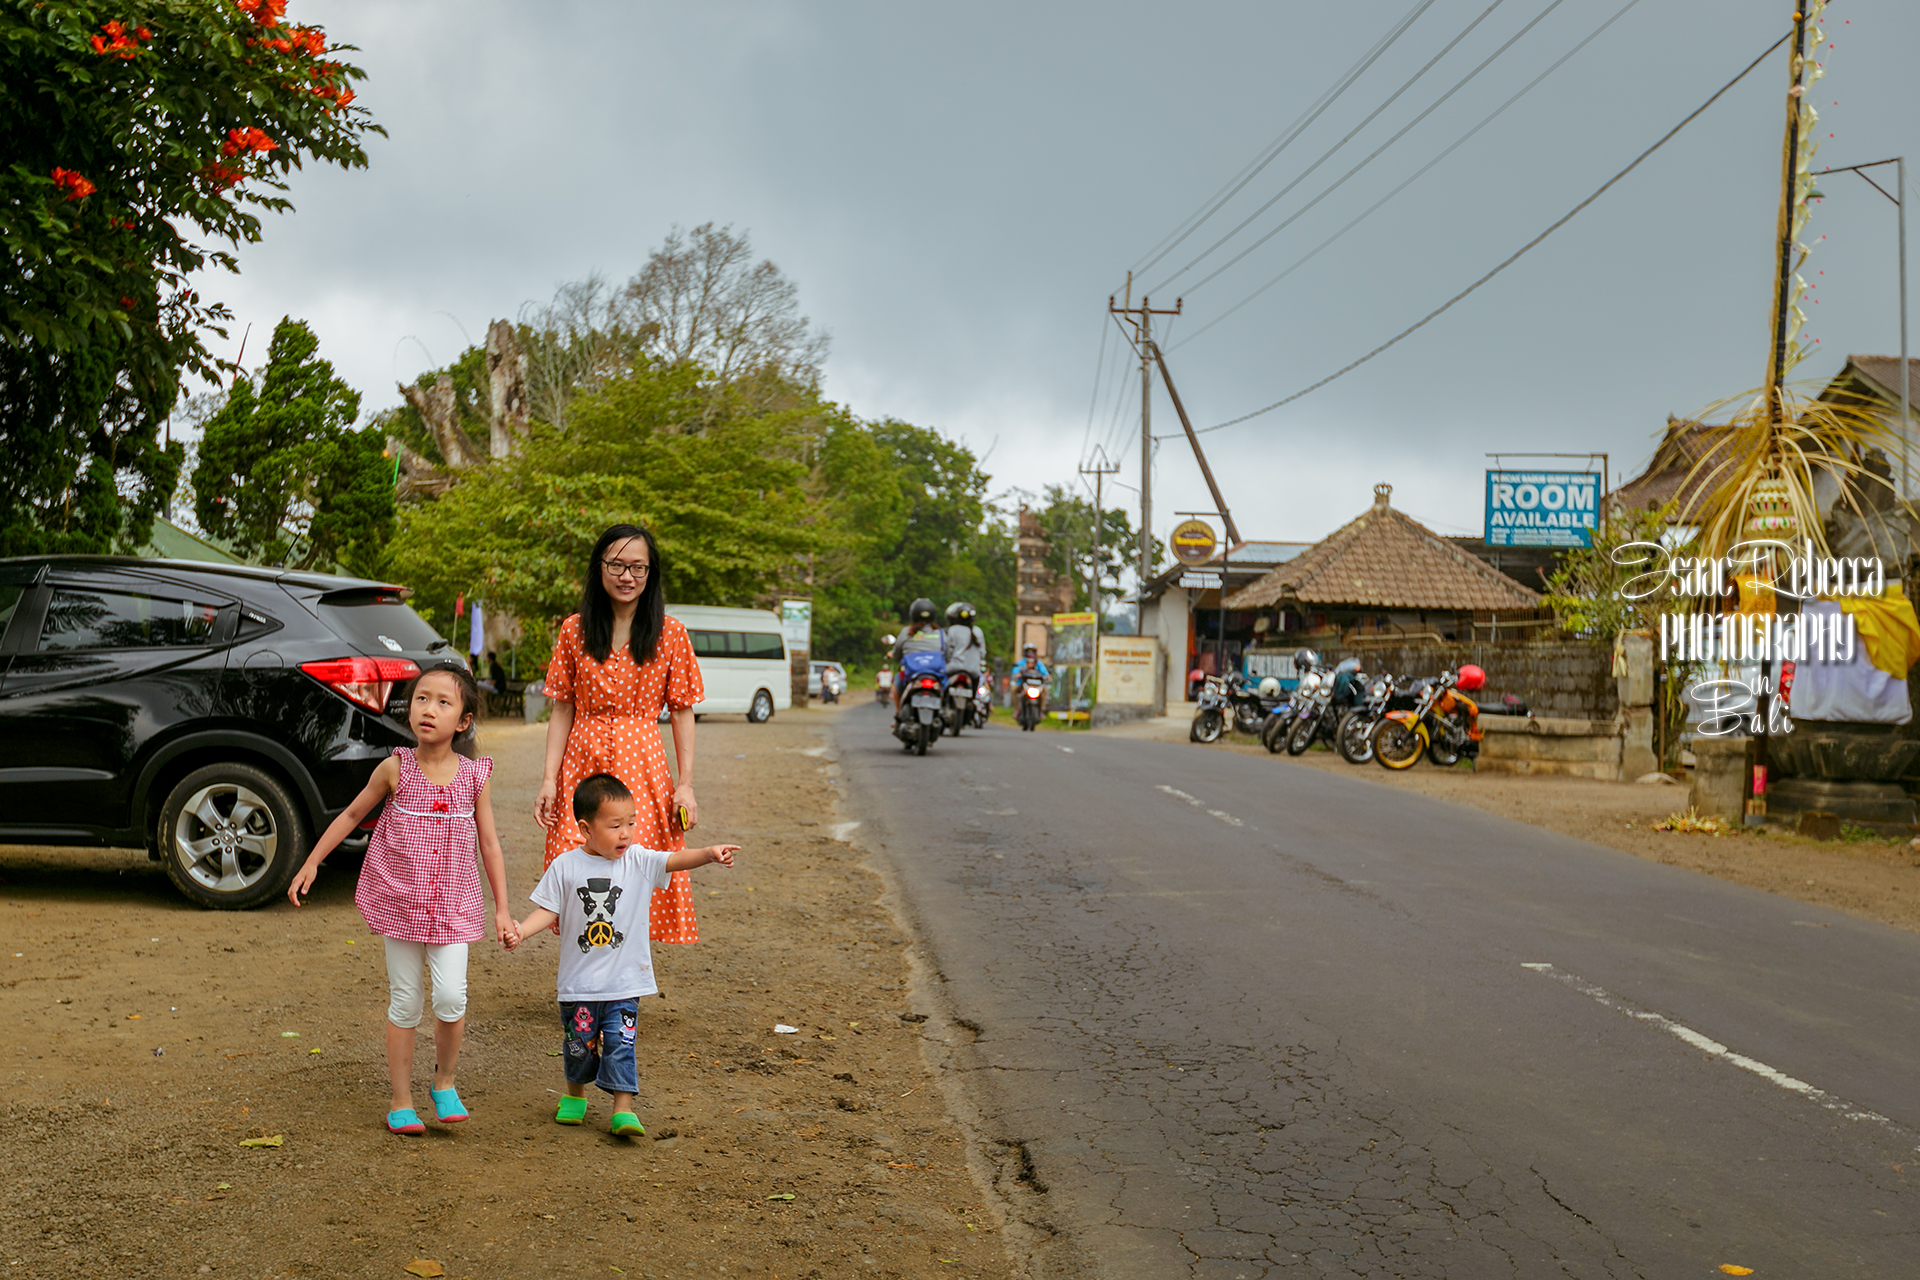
xmin=1373 ymin=720 xmax=1425 ymax=770
xmin=1261 ymin=712 xmax=1290 ymax=754
xmin=1336 ymin=710 xmax=1376 ymax=765
xmin=1425 ymin=738 xmax=1462 ymax=768
xmin=1190 ymin=709 xmax=1224 ymax=744
xmin=1284 ymin=712 xmax=1319 ymax=756
xmin=915 ymin=723 xmax=931 ymax=756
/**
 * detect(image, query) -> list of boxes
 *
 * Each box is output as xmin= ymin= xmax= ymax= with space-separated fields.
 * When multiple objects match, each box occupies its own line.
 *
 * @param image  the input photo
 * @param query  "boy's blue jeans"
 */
xmin=561 ymin=999 xmax=638 ymax=1094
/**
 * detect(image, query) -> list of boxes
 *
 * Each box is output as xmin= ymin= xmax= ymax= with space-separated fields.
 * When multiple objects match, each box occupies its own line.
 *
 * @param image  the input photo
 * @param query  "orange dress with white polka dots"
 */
xmin=541 ymin=612 xmax=705 ymax=943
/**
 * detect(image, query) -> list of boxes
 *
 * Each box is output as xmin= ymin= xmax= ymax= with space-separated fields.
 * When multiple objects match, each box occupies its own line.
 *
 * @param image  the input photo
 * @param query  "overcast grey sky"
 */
xmin=200 ymin=0 xmax=1920 ymax=564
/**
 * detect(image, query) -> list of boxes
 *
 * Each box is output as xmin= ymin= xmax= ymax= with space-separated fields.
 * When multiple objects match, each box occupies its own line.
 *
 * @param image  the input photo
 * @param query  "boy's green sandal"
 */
xmin=610 ymin=1112 xmax=644 ymax=1137
xmin=555 ymin=1096 xmax=589 ymax=1125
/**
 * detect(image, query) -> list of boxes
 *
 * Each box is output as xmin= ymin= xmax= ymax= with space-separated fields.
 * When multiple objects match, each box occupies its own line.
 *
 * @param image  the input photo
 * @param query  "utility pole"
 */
xmin=1110 ymin=273 xmax=1182 ymax=589
xmin=1080 ymin=449 xmax=1120 ymax=633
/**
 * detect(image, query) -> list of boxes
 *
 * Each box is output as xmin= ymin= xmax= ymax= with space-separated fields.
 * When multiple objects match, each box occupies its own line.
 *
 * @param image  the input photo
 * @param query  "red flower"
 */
xmin=50 ymin=168 xmax=96 ymax=201
xmin=288 ymin=25 xmax=326 ymax=56
xmin=201 ymin=161 xmax=247 ymax=191
xmin=235 ymin=0 xmax=286 ymax=28
xmin=118 ymin=296 xmax=135 ymax=310
xmin=219 ymin=127 xmax=279 ymax=158
xmin=90 ymin=19 xmax=144 ymax=58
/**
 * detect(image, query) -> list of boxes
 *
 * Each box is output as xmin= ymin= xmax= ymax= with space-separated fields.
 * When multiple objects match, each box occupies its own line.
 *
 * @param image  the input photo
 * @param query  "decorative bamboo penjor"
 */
xmin=1684 ymin=0 xmax=1904 ymax=569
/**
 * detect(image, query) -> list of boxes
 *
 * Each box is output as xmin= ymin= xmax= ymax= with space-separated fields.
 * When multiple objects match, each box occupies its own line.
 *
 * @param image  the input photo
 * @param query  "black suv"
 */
xmin=0 ymin=556 xmax=464 ymax=909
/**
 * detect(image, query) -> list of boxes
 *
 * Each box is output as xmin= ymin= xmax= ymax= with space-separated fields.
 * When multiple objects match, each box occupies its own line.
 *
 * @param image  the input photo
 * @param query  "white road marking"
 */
xmin=1156 ymin=785 xmax=1244 ymax=828
xmin=829 ymin=822 xmax=861 ymax=842
xmin=1058 ymin=746 xmax=1074 ymax=753
xmin=1522 ymin=962 xmax=1909 ymax=1141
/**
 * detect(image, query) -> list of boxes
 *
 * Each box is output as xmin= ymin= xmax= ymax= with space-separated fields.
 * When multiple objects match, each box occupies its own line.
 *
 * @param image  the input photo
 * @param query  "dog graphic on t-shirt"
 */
xmin=576 ymin=877 xmax=625 ymax=953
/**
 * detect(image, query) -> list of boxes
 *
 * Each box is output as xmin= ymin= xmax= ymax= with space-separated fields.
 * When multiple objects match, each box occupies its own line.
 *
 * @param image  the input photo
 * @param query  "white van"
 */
xmin=665 ymin=605 xmax=793 ymax=723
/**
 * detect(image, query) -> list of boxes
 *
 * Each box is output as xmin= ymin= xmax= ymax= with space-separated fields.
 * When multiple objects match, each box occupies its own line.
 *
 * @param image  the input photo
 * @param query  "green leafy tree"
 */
xmin=1033 ymin=484 xmax=1141 ymax=621
xmin=1 ymin=0 xmax=378 ymax=554
xmin=194 ymin=317 xmax=392 ymax=572
xmin=388 ymin=360 xmax=819 ymax=639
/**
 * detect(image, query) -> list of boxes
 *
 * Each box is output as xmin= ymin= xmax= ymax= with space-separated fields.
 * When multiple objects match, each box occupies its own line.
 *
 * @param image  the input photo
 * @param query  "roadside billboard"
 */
xmin=1484 ymin=470 xmax=1598 ymax=548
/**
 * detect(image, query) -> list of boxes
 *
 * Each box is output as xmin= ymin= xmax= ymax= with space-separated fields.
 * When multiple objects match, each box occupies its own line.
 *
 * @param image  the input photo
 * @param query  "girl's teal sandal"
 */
xmin=430 ymin=1087 xmax=468 ymax=1123
xmin=386 ymin=1109 xmax=426 ymax=1135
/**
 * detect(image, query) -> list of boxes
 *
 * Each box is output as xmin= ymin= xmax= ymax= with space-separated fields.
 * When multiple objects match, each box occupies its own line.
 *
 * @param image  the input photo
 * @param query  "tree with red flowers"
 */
xmin=0 ymin=0 xmax=379 ymax=554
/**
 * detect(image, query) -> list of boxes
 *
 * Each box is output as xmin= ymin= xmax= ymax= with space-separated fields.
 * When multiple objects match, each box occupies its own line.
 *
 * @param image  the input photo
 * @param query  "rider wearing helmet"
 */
xmin=1010 ymin=643 xmax=1050 ymax=716
xmin=889 ymin=598 xmax=949 ymax=716
xmin=943 ymin=602 xmax=986 ymax=684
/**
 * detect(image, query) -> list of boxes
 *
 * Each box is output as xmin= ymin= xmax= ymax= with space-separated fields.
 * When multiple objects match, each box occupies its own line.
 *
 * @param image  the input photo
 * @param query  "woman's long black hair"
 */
xmin=579 ymin=523 xmax=665 ymax=666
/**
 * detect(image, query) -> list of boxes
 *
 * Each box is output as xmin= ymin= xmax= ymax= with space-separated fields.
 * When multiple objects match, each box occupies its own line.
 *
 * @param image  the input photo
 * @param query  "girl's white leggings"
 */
xmin=382 ymin=938 xmax=469 ymax=1028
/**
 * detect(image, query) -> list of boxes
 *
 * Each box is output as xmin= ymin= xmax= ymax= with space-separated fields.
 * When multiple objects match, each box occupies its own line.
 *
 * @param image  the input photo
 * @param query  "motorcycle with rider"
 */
xmin=890 ymin=599 xmax=950 ymax=755
xmin=1009 ymin=644 xmax=1050 ymax=731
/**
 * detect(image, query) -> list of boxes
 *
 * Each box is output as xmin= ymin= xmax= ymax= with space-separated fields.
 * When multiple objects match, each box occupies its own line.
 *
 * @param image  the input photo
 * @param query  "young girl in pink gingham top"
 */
xmin=290 ymin=664 xmax=514 ymax=1136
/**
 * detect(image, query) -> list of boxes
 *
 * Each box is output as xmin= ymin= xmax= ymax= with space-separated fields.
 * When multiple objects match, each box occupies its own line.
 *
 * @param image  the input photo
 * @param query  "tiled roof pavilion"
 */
xmin=1225 ymin=484 xmax=1542 ymax=613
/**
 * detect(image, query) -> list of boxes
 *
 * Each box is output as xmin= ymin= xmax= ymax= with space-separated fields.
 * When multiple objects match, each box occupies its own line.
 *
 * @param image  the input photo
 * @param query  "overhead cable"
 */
xmin=1145 ymin=0 xmax=1510 ymax=297
xmin=1177 ymin=0 xmax=1573 ymax=299
xmin=1190 ymin=29 xmax=1793 ymax=436
xmin=1172 ymin=0 xmax=1647 ymax=353
xmin=1126 ymin=0 xmax=1437 ymax=284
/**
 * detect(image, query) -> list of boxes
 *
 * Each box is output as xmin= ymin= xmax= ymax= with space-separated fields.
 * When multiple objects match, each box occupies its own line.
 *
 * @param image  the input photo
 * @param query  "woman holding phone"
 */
xmin=534 ymin=524 xmax=705 ymax=943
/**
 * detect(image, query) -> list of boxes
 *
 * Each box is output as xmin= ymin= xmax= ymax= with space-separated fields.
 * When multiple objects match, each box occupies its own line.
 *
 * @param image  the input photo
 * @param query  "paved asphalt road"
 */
xmin=834 ymin=704 xmax=1920 ymax=1279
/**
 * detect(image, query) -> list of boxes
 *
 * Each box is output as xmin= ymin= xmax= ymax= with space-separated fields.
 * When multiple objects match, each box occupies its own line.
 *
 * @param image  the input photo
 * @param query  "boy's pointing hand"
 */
xmin=709 ymin=844 xmax=739 ymax=868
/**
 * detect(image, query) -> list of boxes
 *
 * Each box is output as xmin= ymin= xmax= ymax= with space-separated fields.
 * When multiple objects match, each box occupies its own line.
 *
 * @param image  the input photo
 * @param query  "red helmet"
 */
xmin=1455 ymin=663 xmax=1486 ymax=691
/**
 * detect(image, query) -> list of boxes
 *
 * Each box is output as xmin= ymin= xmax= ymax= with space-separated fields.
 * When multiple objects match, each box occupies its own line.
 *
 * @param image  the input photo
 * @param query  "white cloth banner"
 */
xmin=1790 ymin=600 xmax=1910 ymax=724
xmin=468 ymin=600 xmax=485 ymax=657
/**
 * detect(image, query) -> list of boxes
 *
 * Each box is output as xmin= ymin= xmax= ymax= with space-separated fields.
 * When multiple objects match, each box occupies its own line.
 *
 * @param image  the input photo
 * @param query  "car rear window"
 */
xmin=314 ymin=590 xmax=448 ymax=657
xmin=689 ymin=629 xmax=784 ymax=661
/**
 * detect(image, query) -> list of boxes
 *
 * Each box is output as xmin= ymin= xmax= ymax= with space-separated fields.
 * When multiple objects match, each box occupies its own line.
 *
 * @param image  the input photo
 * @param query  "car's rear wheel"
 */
xmin=159 ymin=763 xmax=307 ymax=910
xmin=747 ymin=689 xmax=775 ymax=723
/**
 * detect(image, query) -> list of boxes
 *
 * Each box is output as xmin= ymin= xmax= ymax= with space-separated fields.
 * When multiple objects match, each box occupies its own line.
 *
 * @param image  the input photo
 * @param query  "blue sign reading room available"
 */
xmin=1484 ymin=470 xmax=1597 ymax=549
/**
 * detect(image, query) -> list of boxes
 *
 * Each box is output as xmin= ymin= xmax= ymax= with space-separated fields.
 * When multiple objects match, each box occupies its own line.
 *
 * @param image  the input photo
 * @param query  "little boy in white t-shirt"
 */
xmin=507 ymin=772 xmax=737 ymax=1135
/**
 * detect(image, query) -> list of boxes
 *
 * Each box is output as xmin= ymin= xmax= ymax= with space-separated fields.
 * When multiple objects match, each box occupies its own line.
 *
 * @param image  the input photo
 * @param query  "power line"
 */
xmin=1126 ymin=0 xmax=1438 ymax=285
xmin=1078 ymin=315 xmax=1110 ymax=463
xmin=1145 ymin=0 xmax=1510 ymax=297
xmin=1172 ymin=0 xmax=1648 ymax=353
xmin=1177 ymin=0 xmax=1573 ymax=299
xmin=1186 ymin=28 xmax=1792 ymax=437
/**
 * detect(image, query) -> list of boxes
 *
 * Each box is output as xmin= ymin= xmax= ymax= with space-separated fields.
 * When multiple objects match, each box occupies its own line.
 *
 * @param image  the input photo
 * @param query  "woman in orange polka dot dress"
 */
xmin=535 ymin=524 xmax=705 ymax=943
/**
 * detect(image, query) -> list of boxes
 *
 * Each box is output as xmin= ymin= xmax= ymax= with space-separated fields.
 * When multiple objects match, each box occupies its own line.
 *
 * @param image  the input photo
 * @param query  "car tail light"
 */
xmin=299 ymin=656 xmax=421 ymax=714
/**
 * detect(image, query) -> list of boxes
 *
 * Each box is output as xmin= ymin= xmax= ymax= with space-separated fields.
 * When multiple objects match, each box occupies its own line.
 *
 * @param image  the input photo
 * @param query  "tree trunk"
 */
xmin=398 ymin=374 xmax=485 ymax=471
xmin=486 ymin=319 xmax=530 ymax=459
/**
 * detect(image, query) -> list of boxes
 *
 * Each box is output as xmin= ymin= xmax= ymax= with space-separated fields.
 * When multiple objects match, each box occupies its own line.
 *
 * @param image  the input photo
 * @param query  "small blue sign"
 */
xmin=1484 ymin=470 xmax=1597 ymax=548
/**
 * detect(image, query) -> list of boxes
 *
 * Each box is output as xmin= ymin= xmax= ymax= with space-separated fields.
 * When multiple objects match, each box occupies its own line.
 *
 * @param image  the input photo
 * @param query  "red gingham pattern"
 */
xmin=541 ymin=613 xmax=704 ymax=944
xmin=354 ymin=749 xmax=493 ymax=944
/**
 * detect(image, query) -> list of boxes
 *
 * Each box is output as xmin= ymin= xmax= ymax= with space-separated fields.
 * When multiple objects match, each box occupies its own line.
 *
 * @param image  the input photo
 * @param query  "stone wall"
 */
xmin=1287 ymin=637 xmax=1619 ymax=720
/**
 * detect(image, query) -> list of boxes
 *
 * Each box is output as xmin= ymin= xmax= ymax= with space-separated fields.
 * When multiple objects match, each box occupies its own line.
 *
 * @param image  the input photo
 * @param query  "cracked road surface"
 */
xmin=837 ymin=707 xmax=1920 ymax=1278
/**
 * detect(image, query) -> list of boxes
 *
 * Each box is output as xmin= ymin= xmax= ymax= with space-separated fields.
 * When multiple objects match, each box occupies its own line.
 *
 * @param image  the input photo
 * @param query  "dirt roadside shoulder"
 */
xmin=0 ymin=706 xmax=1016 ymax=1280
xmin=1098 ymin=712 xmax=1920 ymax=936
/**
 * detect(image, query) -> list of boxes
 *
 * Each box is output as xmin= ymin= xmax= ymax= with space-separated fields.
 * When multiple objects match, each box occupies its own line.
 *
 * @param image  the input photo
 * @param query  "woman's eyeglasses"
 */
xmin=601 ymin=559 xmax=651 ymax=581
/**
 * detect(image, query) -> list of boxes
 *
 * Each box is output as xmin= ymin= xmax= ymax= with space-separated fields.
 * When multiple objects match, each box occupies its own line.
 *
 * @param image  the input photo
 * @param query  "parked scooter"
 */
xmin=1334 ymin=673 xmax=1413 ymax=764
xmin=1371 ymin=664 xmax=1485 ymax=770
xmin=1261 ymin=648 xmax=1324 ymax=753
xmin=1287 ymin=657 xmax=1368 ymax=756
xmin=1016 ymin=671 xmax=1047 ymax=731
xmin=893 ymin=652 xmax=946 ymax=755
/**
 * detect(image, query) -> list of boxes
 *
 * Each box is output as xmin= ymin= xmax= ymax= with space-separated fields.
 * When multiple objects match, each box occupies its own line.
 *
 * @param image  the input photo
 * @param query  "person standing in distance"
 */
xmin=535 ymin=524 xmax=706 ymax=945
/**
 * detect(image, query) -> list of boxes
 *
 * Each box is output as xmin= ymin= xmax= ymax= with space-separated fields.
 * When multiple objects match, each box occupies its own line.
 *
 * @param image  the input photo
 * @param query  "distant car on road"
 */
xmin=0 ymin=556 xmax=463 ymax=910
xmin=808 ymin=660 xmax=847 ymax=700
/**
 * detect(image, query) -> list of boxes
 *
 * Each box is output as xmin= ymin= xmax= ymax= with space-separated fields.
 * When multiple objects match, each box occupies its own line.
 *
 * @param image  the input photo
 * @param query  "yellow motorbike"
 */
xmin=1371 ymin=666 xmax=1485 ymax=770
